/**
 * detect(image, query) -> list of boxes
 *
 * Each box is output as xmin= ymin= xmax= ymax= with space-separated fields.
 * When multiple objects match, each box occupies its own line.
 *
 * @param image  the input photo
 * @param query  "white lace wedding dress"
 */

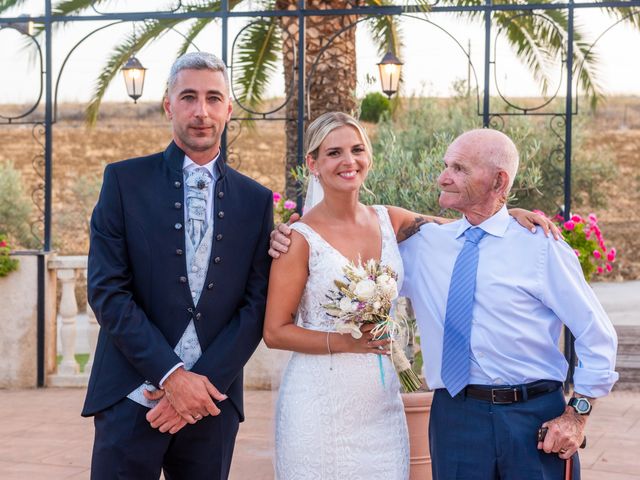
xmin=275 ymin=205 xmax=410 ymax=480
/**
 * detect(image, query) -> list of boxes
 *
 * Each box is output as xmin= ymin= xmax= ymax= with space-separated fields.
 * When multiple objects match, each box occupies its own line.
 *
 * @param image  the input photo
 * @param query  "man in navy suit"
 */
xmin=84 ymin=51 xmax=273 ymax=479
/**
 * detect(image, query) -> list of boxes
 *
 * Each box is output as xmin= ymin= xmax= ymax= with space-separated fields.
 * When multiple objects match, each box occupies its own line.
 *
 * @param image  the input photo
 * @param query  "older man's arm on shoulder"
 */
xmin=535 ymin=235 xmax=619 ymax=458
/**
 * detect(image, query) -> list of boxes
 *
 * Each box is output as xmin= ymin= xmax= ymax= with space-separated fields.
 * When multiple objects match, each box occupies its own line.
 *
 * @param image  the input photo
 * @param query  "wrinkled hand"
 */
xmin=537 ymin=407 xmax=587 ymax=459
xmin=268 ymin=213 xmax=300 ymax=259
xmin=144 ymin=393 xmax=189 ymax=434
xmin=509 ymin=208 xmax=561 ymax=240
xmin=161 ymin=367 xmax=227 ymax=424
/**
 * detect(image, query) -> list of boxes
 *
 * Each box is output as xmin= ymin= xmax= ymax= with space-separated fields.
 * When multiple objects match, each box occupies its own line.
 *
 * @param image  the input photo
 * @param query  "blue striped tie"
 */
xmin=441 ymin=227 xmax=486 ymax=397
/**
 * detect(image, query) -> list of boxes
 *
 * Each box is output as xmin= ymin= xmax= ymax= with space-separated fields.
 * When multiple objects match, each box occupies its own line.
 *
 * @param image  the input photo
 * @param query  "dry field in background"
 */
xmin=0 ymin=98 xmax=638 ymax=282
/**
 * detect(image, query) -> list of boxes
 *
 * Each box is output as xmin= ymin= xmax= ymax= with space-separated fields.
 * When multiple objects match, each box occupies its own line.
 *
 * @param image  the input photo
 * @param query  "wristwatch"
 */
xmin=568 ymin=397 xmax=592 ymax=416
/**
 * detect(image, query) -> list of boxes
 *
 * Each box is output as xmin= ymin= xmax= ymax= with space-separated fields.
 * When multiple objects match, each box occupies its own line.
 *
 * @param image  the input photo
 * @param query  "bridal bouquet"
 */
xmin=323 ymin=258 xmax=422 ymax=392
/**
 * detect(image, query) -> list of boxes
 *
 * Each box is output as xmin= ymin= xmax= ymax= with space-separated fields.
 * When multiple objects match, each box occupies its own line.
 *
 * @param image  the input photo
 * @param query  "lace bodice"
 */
xmin=290 ymin=205 xmax=404 ymax=332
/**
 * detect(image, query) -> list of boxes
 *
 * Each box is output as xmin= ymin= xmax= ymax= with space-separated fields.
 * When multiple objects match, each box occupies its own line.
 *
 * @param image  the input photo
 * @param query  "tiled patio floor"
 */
xmin=0 ymin=388 xmax=638 ymax=479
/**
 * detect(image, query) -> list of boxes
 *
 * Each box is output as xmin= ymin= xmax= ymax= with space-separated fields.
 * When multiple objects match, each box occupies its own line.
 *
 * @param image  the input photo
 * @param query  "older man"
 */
xmin=399 ymin=129 xmax=618 ymax=479
xmin=270 ymin=128 xmax=618 ymax=478
xmin=85 ymin=52 xmax=272 ymax=479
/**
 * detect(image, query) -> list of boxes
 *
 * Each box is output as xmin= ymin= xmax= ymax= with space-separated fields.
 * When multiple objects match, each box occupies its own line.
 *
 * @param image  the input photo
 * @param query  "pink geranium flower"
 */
xmin=606 ymin=263 xmax=613 ymax=272
xmin=284 ymin=200 xmax=297 ymax=210
xmin=0 ymin=241 xmax=6 ymax=248
xmin=532 ymin=209 xmax=547 ymax=217
xmin=273 ymin=192 xmax=282 ymax=203
xmin=593 ymin=250 xmax=601 ymax=259
xmin=563 ymin=220 xmax=575 ymax=231
xmin=607 ymin=248 xmax=616 ymax=262
xmin=571 ymin=214 xmax=583 ymax=223
xmin=588 ymin=213 xmax=598 ymax=224
xmin=597 ymin=266 xmax=604 ymax=274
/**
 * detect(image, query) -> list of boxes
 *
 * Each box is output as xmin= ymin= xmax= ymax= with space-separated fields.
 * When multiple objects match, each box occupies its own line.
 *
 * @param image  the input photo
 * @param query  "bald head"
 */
xmin=438 ymin=128 xmax=520 ymax=223
xmin=450 ymin=129 xmax=519 ymax=191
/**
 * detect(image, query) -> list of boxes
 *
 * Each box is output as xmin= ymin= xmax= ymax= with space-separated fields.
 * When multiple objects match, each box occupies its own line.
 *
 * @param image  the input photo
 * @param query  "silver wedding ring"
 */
xmin=194 ymin=414 xmax=202 ymax=420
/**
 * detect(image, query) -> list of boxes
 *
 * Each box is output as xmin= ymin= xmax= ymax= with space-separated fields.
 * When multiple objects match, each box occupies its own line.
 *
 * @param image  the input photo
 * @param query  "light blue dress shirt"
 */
xmin=399 ymin=205 xmax=619 ymax=398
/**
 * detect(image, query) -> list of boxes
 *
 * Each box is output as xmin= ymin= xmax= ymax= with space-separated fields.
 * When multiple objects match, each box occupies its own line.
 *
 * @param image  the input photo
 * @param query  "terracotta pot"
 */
xmin=402 ymin=391 xmax=434 ymax=480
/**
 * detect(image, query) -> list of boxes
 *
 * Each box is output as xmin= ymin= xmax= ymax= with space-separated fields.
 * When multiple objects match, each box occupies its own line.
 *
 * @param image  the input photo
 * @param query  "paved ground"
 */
xmin=0 ymin=387 xmax=638 ymax=479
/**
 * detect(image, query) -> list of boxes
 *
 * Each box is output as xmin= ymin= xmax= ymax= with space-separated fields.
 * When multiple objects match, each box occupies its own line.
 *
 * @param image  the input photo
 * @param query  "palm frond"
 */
xmin=598 ymin=3 xmax=640 ymax=29
xmin=232 ymin=17 xmax=281 ymax=108
xmin=494 ymin=11 xmax=561 ymax=98
xmin=85 ymin=18 xmax=183 ymax=125
xmin=0 ymin=0 xmax=29 ymax=14
xmin=54 ymin=0 xmax=110 ymax=17
xmin=364 ymin=0 xmax=403 ymax=56
xmin=175 ymin=17 xmax=210 ymax=56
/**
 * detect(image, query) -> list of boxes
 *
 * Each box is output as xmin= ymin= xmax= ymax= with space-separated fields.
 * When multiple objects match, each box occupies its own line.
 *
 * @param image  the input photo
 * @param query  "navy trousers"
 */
xmin=91 ymin=398 xmax=239 ymax=480
xmin=430 ymin=387 xmax=580 ymax=480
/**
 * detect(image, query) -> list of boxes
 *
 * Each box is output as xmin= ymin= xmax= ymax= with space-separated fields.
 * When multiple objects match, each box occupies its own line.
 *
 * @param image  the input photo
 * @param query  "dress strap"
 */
xmin=289 ymin=222 xmax=323 ymax=252
xmin=372 ymin=205 xmax=396 ymax=245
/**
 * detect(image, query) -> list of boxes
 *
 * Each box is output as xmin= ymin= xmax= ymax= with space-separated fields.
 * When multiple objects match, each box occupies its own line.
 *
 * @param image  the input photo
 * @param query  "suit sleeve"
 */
xmin=88 ymin=165 xmax=182 ymax=386
xmin=190 ymin=190 xmax=273 ymax=391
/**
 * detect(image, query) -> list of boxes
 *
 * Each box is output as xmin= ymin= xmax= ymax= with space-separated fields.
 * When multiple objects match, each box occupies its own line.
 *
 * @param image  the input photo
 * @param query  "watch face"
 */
xmin=575 ymin=399 xmax=589 ymax=413
xmin=571 ymin=397 xmax=591 ymax=414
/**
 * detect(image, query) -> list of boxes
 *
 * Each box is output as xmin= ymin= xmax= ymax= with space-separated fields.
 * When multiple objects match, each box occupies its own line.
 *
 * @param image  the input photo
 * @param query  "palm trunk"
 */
xmin=278 ymin=0 xmax=358 ymax=199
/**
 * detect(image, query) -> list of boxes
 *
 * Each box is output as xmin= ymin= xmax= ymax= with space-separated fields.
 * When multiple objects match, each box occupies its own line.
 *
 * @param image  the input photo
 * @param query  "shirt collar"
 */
xmin=182 ymin=151 xmax=220 ymax=179
xmin=455 ymin=205 xmax=510 ymax=239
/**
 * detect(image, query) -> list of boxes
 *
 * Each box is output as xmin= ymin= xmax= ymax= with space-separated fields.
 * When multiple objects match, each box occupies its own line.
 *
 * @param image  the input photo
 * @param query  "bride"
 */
xmin=263 ymin=112 xmax=556 ymax=479
xmin=263 ymin=112 xmax=411 ymax=479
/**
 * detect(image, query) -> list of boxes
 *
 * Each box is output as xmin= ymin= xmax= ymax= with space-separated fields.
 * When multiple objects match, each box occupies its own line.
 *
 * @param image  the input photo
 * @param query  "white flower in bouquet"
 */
xmin=335 ymin=320 xmax=362 ymax=338
xmin=376 ymin=274 xmax=398 ymax=300
xmin=339 ymin=296 xmax=358 ymax=313
xmin=354 ymin=279 xmax=376 ymax=300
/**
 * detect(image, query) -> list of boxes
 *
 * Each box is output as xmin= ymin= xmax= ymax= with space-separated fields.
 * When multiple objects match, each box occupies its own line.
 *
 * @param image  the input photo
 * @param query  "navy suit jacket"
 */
xmin=82 ymin=141 xmax=273 ymax=420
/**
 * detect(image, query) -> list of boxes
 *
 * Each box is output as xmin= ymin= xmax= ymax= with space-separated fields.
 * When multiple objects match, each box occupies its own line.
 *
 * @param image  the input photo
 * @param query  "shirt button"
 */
xmin=174 ymin=202 xmax=182 ymax=209
xmin=214 ymin=257 xmax=221 ymax=264
xmin=179 ymin=276 xmax=187 ymax=283
xmin=195 ymin=312 xmax=202 ymax=320
xmin=192 ymin=265 xmax=199 ymax=272
xmin=217 ymin=191 xmax=224 ymax=199
xmin=191 ymin=291 xmax=197 ymax=297
xmin=174 ymin=181 xmax=181 ymax=188
xmin=175 ymin=223 xmax=182 ymax=230
xmin=207 ymin=283 xmax=214 ymax=290
xmin=187 ymin=307 xmax=193 ymax=313
xmin=216 ymin=234 xmax=223 ymax=241
xmin=218 ymin=211 xmax=224 ymax=219
xmin=176 ymin=248 xmax=183 ymax=255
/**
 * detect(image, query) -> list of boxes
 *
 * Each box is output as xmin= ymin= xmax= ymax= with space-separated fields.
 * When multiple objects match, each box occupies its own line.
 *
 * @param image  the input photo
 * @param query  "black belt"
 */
xmin=464 ymin=380 xmax=562 ymax=404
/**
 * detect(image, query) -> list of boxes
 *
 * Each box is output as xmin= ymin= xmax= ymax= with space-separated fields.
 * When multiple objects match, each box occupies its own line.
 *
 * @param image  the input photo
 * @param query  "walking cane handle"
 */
xmin=537 ymin=427 xmax=587 ymax=448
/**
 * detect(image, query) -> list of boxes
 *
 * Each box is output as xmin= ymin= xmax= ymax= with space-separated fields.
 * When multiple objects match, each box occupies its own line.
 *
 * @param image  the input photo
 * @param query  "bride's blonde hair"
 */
xmin=304 ymin=112 xmax=373 ymax=166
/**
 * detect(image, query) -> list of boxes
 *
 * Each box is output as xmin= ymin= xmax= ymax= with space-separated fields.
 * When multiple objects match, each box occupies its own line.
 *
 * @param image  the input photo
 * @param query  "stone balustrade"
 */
xmin=47 ymin=255 xmax=98 ymax=387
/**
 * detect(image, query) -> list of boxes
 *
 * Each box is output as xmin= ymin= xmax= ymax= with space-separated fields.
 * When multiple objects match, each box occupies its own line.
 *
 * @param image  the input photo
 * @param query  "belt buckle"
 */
xmin=491 ymin=387 xmax=518 ymax=404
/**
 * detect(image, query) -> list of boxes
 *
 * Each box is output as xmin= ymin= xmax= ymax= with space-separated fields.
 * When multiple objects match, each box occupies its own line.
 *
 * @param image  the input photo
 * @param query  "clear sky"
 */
xmin=1 ymin=1 xmax=639 ymax=108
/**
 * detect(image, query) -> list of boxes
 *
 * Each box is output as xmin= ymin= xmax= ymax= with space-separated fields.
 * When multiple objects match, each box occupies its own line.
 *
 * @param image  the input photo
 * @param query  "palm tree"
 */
xmin=2 ymin=0 xmax=637 ymax=196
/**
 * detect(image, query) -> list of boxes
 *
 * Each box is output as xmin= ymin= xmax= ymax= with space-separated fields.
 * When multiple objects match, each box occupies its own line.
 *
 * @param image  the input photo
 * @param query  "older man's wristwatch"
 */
xmin=568 ymin=397 xmax=592 ymax=415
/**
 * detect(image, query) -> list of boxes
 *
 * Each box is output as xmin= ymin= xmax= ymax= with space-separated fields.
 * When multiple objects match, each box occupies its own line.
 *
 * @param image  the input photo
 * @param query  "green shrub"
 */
xmin=362 ymin=94 xmax=615 ymax=216
xmin=0 ymin=161 xmax=37 ymax=249
xmin=359 ymin=92 xmax=391 ymax=123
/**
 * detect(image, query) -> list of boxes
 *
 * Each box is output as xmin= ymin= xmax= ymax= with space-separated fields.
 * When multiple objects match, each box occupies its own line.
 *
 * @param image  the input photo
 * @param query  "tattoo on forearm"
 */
xmin=399 ymin=216 xmax=445 ymax=241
